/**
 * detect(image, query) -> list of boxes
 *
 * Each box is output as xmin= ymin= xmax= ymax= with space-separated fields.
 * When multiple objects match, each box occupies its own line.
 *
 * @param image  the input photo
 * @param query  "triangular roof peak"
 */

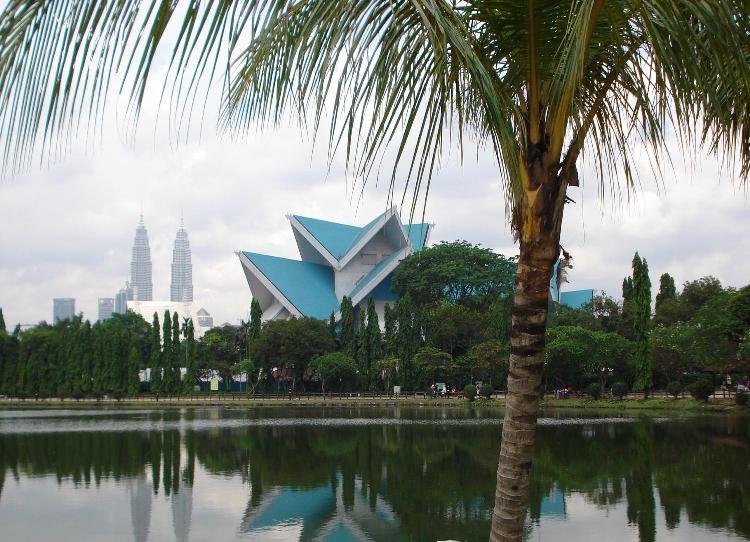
xmin=289 ymin=207 xmax=406 ymax=270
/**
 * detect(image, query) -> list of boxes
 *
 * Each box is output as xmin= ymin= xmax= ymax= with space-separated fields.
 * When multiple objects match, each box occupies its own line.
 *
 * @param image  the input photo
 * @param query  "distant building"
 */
xmin=127 ymin=301 xmax=213 ymax=338
xmin=98 ymin=298 xmax=114 ymax=321
xmin=238 ymin=207 xmax=432 ymax=324
xmin=114 ymin=284 xmax=129 ymax=314
xmin=196 ymin=307 xmax=213 ymax=329
xmin=130 ymin=216 xmax=153 ymax=301
xmin=53 ymin=298 xmax=75 ymax=323
xmin=170 ymin=218 xmax=193 ymax=302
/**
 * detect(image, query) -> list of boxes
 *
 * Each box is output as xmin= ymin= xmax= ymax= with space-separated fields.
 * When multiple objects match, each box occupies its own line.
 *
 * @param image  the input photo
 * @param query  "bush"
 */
xmin=586 ymin=383 xmax=602 ymax=400
xmin=611 ymin=382 xmax=628 ymax=400
xmin=736 ymin=391 xmax=748 ymax=406
xmin=72 ymin=390 xmax=84 ymax=401
xmin=479 ymin=383 xmax=493 ymax=398
xmin=463 ymin=384 xmax=477 ymax=401
xmin=666 ymin=381 xmax=684 ymax=399
xmin=687 ymin=378 xmax=714 ymax=402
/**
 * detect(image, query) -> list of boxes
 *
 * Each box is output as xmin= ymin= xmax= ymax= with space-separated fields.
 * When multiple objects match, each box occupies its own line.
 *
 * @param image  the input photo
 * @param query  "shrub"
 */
xmin=611 ymin=382 xmax=628 ymax=400
xmin=736 ymin=391 xmax=748 ymax=406
xmin=479 ymin=383 xmax=493 ymax=398
xmin=687 ymin=378 xmax=714 ymax=402
xmin=72 ymin=390 xmax=84 ymax=401
xmin=666 ymin=381 xmax=684 ymax=399
xmin=463 ymin=384 xmax=477 ymax=401
xmin=586 ymin=383 xmax=602 ymax=400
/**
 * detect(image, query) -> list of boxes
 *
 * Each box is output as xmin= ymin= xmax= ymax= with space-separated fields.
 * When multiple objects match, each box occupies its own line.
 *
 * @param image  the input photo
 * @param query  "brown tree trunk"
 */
xmin=489 ymin=232 xmax=560 ymax=541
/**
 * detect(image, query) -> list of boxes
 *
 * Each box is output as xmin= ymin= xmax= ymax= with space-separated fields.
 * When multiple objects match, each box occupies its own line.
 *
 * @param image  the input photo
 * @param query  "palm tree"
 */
xmin=1 ymin=2 xmax=748 ymax=540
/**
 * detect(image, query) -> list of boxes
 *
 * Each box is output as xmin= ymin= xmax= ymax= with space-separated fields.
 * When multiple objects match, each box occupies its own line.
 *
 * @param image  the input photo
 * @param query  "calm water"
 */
xmin=0 ymin=407 xmax=748 ymax=542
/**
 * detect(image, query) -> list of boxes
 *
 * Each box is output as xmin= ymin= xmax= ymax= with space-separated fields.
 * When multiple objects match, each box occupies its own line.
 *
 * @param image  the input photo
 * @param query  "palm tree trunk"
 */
xmin=490 ymin=234 xmax=558 ymax=542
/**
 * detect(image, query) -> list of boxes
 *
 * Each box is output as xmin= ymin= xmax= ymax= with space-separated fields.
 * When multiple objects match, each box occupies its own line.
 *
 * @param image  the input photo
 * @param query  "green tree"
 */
xmin=3 ymin=3 xmax=748 ymax=539
xmin=339 ymin=297 xmax=355 ymax=356
xmin=250 ymin=317 xmax=334 ymax=392
xmin=249 ymin=299 xmax=262 ymax=339
xmin=413 ymin=346 xmax=453 ymax=387
xmin=328 ymin=313 xmax=337 ymax=345
xmin=0 ymin=307 xmax=5 ymax=334
xmin=655 ymin=273 xmax=677 ymax=314
xmin=149 ymin=313 xmax=162 ymax=394
xmin=162 ymin=311 xmax=173 ymax=394
xmin=632 ymin=254 xmax=653 ymax=395
xmin=311 ymin=352 xmax=357 ymax=394
xmin=183 ymin=319 xmax=198 ymax=393
xmin=356 ymin=309 xmax=368 ymax=387
xmin=393 ymin=241 xmax=516 ymax=308
xmin=383 ymin=304 xmax=397 ymax=357
xmin=127 ymin=346 xmax=141 ymax=395
xmin=374 ymin=356 xmax=400 ymax=393
xmin=170 ymin=312 xmax=181 ymax=393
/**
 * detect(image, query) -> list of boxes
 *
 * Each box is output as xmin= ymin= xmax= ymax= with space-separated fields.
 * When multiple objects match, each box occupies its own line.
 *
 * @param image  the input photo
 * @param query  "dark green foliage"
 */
xmin=463 ymin=384 xmax=476 ymax=401
xmin=170 ymin=312 xmax=181 ymax=393
xmin=383 ymin=303 xmax=397 ymax=356
xmin=687 ymin=379 xmax=714 ymax=402
xmin=392 ymin=241 xmax=516 ymax=309
xmin=666 ymin=381 xmax=683 ymax=399
xmin=127 ymin=347 xmax=140 ymax=396
xmin=249 ymin=299 xmax=262 ymax=340
xmin=586 ymin=383 xmax=602 ymax=400
xmin=736 ymin=391 xmax=748 ymax=406
xmin=328 ymin=313 xmax=337 ymax=344
xmin=655 ymin=274 xmax=677 ymax=314
xmin=632 ymin=253 xmax=652 ymax=394
xmin=183 ymin=320 xmax=197 ymax=393
xmin=356 ymin=309 xmax=367 ymax=386
xmin=310 ymin=352 xmax=357 ymax=393
xmin=162 ymin=311 xmax=173 ymax=394
xmin=727 ymin=286 xmax=750 ymax=342
xmin=479 ymin=383 xmax=493 ymax=398
xmin=365 ymin=297 xmax=382 ymax=365
xmin=150 ymin=313 xmax=162 ymax=394
xmin=339 ymin=297 xmax=355 ymax=356
xmin=250 ymin=317 xmax=335 ymax=391
xmin=0 ymin=307 xmax=5 ymax=334
xmin=612 ymin=382 xmax=629 ymax=399
xmin=413 ymin=346 xmax=453 ymax=387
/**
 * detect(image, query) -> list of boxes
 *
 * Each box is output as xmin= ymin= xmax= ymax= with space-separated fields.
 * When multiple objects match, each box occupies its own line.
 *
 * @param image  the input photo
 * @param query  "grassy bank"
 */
xmin=0 ymin=395 xmax=746 ymax=413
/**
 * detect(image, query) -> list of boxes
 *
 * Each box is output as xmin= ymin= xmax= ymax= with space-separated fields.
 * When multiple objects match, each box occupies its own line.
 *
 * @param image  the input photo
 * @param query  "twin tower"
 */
xmin=130 ymin=215 xmax=193 ymax=302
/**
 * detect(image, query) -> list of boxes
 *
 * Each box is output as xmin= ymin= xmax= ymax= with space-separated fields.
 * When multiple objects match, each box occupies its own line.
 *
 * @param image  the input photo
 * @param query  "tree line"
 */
xmin=1 ymin=241 xmax=748 ymax=396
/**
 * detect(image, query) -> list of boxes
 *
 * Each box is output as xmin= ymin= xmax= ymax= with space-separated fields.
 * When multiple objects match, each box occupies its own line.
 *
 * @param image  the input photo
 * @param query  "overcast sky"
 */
xmin=0 ymin=26 xmax=748 ymax=329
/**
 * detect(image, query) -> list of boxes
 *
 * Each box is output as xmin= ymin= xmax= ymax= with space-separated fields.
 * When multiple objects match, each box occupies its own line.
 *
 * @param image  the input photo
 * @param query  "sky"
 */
xmin=0 ymin=20 xmax=748 ymax=329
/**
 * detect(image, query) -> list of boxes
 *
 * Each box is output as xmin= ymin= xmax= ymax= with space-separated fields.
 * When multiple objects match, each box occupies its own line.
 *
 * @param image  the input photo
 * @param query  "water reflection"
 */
xmin=0 ymin=409 xmax=748 ymax=542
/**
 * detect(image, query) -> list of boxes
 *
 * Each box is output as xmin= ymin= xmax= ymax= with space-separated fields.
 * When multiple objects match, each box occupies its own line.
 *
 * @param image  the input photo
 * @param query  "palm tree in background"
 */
xmin=1 ymin=1 xmax=748 ymax=540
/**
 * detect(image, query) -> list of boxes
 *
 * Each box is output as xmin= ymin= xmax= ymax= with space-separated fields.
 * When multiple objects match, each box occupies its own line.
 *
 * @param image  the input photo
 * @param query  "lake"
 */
xmin=0 ymin=406 xmax=748 ymax=541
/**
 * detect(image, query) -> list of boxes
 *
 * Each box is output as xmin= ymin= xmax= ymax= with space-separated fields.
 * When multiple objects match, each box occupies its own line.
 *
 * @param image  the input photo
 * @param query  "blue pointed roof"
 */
xmin=403 ymin=223 xmax=430 ymax=251
xmin=242 ymin=252 xmax=339 ymax=319
xmin=293 ymin=215 xmax=362 ymax=260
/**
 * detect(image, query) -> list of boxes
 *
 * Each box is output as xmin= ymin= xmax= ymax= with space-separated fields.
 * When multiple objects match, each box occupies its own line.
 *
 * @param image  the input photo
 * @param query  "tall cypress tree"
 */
xmin=383 ymin=303 xmax=397 ymax=356
xmin=632 ymin=253 xmax=653 ymax=395
xmin=339 ymin=297 xmax=355 ymax=355
xmin=366 ymin=297 xmax=382 ymax=365
xmin=171 ymin=312 xmax=181 ymax=393
xmin=127 ymin=345 xmax=140 ymax=396
xmin=150 ymin=313 xmax=162 ymax=394
xmin=356 ymin=309 xmax=367 ymax=388
xmin=396 ymin=295 xmax=421 ymax=388
xmin=328 ymin=313 xmax=337 ymax=345
xmin=162 ymin=311 xmax=173 ymax=394
xmin=183 ymin=319 xmax=197 ymax=394
xmin=249 ymin=299 xmax=262 ymax=339
xmin=655 ymin=273 xmax=677 ymax=313
xmin=0 ymin=307 xmax=6 ymax=334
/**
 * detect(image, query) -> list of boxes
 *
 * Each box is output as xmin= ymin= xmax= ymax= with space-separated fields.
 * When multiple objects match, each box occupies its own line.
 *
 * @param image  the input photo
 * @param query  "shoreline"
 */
xmin=0 ymin=395 xmax=745 ymax=414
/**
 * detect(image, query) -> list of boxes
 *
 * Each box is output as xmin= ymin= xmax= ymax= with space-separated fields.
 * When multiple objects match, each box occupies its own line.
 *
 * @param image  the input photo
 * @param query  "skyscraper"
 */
xmin=53 ymin=298 xmax=75 ymax=323
xmin=114 ymin=284 xmax=128 ymax=314
xmin=170 ymin=218 xmax=193 ymax=302
xmin=98 ymin=298 xmax=114 ymax=321
xmin=130 ymin=216 xmax=153 ymax=301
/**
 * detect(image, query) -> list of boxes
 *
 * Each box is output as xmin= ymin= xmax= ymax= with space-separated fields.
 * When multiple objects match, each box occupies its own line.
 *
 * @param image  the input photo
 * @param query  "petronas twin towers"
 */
xmin=130 ymin=215 xmax=193 ymax=302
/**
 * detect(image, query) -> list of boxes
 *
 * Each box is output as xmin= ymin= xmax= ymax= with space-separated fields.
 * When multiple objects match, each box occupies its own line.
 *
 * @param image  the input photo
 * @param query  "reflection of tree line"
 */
xmin=0 ymin=418 xmax=748 ymax=541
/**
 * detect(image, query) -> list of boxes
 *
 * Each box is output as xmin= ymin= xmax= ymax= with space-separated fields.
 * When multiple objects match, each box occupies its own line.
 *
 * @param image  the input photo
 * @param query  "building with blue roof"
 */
xmin=238 ymin=207 xmax=432 ymax=323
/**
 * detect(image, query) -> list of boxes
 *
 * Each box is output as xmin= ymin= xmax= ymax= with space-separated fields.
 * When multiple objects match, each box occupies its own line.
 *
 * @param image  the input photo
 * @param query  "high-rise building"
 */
xmin=53 ymin=298 xmax=75 ymax=323
xmin=130 ymin=216 xmax=153 ymax=301
xmin=98 ymin=298 xmax=114 ymax=321
xmin=170 ymin=218 xmax=193 ymax=302
xmin=114 ymin=285 xmax=128 ymax=314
